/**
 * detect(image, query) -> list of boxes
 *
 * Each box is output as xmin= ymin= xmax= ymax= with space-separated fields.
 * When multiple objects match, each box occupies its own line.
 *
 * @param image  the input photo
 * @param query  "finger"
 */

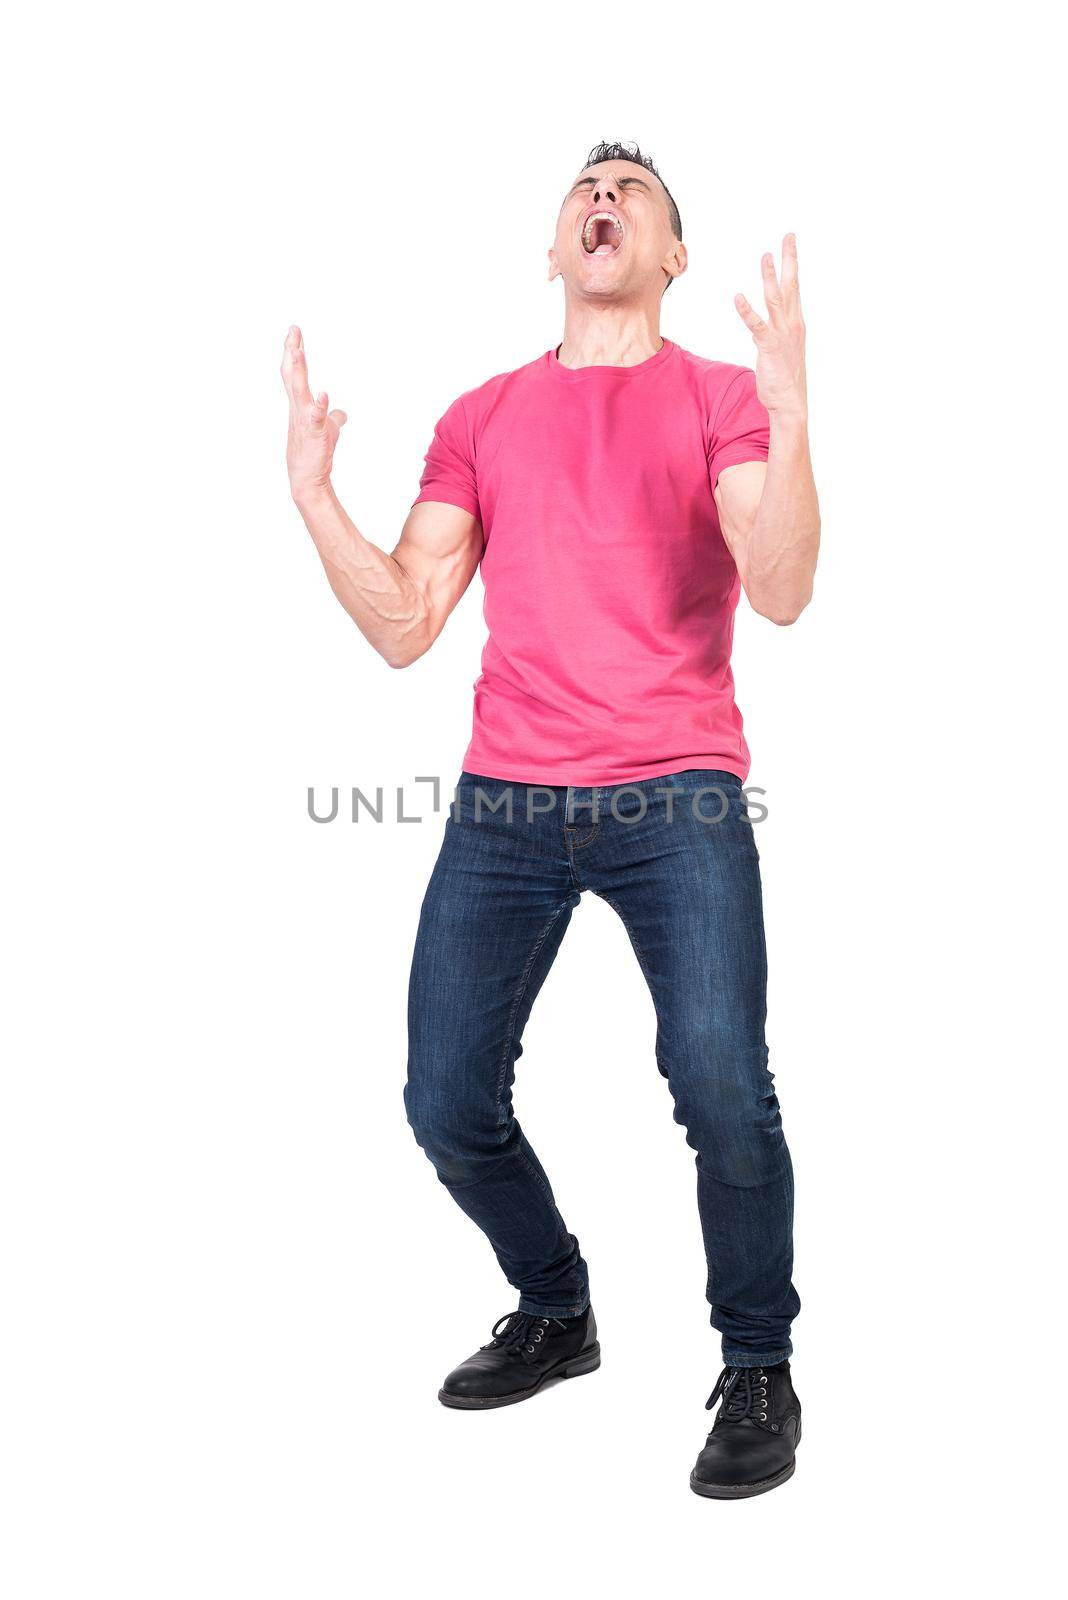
xmin=306 ymin=389 xmax=329 ymax=429
xmin=760 ymin=251 xmax=783 ymax=313
xmin=287 ymin=341 xmax=313 ymax=406
xmin=328 ymin=409 xmax=348 ymax=429
xmin=734 ymin=293 xmax=767 ymax=338
xmin=281 ymin=323 xmax=303 ymax=372
xmin=780 ymin=233 xmax=798 ymax=298
xmin=281 ymin=326 xmax=298 ymax=395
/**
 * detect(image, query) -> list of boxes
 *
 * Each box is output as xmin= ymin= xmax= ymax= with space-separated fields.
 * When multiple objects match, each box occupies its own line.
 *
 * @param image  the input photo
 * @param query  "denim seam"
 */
xmin=565 ymin=838 xmax=585 ymax=892
xmin=518 ymin=1297 xmax=590 ymax=1318
xmin=594 ymin=889 xmax=669 ymax=1075
xmin=566 ymin=824 xmax=600 ymax=851
xmin=721 ymin=1347 xmax=793 ymax=1367
xmin=493 ymin=896 xmax=575 ymax=1210
xmin=516 ymin=1149 xmax=557 ymax=1212
xmin=598 ymin=893 xmax=793 ymax=1359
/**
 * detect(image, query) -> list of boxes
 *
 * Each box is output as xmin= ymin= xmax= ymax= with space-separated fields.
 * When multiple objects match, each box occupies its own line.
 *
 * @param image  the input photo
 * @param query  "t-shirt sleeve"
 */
xmin=707 ymin=368 xmax=770 ymax=489
xmin=413 ymin=395 xmax=481 ymax=520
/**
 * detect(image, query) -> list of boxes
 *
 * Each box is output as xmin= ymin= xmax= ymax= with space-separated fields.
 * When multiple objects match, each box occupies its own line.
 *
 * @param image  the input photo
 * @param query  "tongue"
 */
xmin=592 ymin=242 xmax=616 ymax=255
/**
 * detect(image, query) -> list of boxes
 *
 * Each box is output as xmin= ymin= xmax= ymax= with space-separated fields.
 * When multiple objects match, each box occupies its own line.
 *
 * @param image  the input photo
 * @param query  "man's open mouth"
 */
xmin=581 ymin=210 xmax=625 ymax=256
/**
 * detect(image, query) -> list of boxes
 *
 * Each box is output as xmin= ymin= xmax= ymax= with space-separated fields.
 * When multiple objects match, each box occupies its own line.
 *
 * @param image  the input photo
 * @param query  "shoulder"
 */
xmin=446 ymin=353 xmax=548 ymax=421
xmin=426 ymin=355 xmax=547 ymax=463
xmin=671 ymin=345 xmax=756 ymax=412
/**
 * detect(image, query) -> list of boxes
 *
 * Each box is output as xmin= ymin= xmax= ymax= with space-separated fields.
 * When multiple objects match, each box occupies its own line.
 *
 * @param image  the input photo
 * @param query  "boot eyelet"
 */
xmin=759 ymin=1411 xmax=767 ymax=1420
xmin=524 ymin=1344 xmax=534 ymax=1353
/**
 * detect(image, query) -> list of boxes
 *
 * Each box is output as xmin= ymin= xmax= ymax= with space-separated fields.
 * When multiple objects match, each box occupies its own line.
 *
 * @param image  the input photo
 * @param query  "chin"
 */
xmin=572 ymin=265 xmax=632 ymax=300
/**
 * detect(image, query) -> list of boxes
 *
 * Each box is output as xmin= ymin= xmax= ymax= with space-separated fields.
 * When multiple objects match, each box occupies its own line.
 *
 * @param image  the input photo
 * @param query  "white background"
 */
xmin=3 ymin=1 xmax=1063 ymax=1594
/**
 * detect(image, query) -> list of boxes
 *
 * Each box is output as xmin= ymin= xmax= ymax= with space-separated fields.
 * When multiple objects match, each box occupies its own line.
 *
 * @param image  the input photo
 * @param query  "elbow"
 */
xmin=380 ymin=638 xmax=430 ymax=669
xmin=756 ymin=591 xmax=811 ymax=627
xmin=375 ymin=612 xmax=432 ymax=670
xmin=381 ymin=647 xmax=419 ymax=669
xmin=378 ymin=595 xmax=435 ymax=668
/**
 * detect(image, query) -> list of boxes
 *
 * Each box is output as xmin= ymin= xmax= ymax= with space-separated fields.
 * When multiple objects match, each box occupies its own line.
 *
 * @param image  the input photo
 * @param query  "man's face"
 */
xmin=549 ymin=160 xmax=684 ymax=300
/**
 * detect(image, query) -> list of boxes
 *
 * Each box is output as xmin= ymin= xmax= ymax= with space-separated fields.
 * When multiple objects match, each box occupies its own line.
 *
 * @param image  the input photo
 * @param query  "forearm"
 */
xmin=745 ymin=412 xmax=821 ymax=625
xmin=294 ymin=483 xmax=430 ymax=667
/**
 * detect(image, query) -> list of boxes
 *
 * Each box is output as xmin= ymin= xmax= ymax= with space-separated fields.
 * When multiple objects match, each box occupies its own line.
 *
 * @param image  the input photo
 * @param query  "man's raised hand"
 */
xmin=734 ymin=236 xmax=808 ymax=420
xmin=281 ymin=326 xmax=348 ymax=504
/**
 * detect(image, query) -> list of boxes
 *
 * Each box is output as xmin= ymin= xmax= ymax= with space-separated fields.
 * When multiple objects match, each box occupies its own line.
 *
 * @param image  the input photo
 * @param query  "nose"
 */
xmin=592 ymin=179 xmax=618 ymax=205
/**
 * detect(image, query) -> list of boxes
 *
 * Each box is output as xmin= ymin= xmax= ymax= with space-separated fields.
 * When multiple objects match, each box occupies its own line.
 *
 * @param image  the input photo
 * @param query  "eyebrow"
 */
xmin=569 ymin=172 xmax=652 ymax=194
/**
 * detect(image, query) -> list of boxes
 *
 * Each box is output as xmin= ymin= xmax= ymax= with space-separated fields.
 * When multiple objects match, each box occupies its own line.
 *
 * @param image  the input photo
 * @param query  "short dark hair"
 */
xmin=581 ymin=141 xmax=682 ymax=241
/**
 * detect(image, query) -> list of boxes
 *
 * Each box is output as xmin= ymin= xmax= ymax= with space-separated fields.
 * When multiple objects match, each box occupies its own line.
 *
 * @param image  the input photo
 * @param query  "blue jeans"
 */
xmin=405 ymin=769 xmax=800 ymax=1366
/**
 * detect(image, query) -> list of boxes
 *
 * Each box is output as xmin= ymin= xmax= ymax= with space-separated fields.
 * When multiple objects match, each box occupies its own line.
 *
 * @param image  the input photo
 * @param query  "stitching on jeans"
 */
xmin=593 ymin=889 xmax=669 ymax=1075
xmin=566 ymin=846 xmax=584 ymax=892
xmin=507 ymin=906 xmax=580 ymax=1218
xmin=599 ymin=882 xmax=790 ymax=1359
xmin=516 ymin=1146 xmax=557 ymax=1210
xmin=721 ymin=1349 xmax=792 ymax=1366
xmin=567 ymin=825 xmax=600 ymax=851
xmin=493 ymin=896 xmax=575 ymax=1206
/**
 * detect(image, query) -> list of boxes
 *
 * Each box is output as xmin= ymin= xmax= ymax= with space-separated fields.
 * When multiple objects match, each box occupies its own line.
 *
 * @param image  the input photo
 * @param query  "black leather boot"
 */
xmin=438 ymin=1307 xmax=600 ymax=1409
xmin=690 ymin=1361 xmax=801 ymax=1498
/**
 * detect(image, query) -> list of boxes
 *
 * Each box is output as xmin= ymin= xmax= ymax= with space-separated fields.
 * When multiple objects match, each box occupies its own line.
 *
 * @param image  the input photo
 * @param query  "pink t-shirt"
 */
xmin=415 ymin=339 xmax=769 ymax=785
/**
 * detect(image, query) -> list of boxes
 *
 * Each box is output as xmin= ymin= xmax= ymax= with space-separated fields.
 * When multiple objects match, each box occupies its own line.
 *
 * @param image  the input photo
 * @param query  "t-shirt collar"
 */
xmin=547 ymin=338 xmax=676 ymax=381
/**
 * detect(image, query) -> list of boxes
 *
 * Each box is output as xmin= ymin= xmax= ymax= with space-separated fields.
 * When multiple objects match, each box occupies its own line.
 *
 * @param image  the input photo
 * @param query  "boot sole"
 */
xmin=689 ymin=1423 xmax=801 ymax=1500
xmin=689 ymin=1458 xmax=795 ymax=1499
xmin=438 ymin=1343 xmax=601 ymax=1409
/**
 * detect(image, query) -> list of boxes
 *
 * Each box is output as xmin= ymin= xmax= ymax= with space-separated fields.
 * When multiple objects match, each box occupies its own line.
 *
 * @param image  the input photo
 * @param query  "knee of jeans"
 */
xmin=404 ymin=1078 xmax=503 ymax=1180
xmin=695 ymin=1116 xmax=787 ymax=1187
xmin=668 ymin=1038 xmax=786 ymax=1184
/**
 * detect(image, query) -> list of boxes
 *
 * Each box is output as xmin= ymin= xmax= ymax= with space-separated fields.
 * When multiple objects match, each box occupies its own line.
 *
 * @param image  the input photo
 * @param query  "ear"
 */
xmin=662 ymin=240 xmax=688 ymax=285
xmin=548 ymin=246 xmax=561 ymax=283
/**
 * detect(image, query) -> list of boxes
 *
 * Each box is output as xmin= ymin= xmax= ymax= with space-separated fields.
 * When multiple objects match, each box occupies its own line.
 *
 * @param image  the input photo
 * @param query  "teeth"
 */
xmin=582 ymin=212 xmax=624 ymax=251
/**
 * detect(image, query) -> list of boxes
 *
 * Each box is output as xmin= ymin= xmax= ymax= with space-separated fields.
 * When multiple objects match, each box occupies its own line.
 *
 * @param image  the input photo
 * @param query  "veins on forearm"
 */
xmin=302 ymin=492 xmax=429 ymax=644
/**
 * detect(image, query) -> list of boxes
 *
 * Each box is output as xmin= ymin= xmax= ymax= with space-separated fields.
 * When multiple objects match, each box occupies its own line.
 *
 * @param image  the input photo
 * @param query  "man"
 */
xmin=281 ymin=141 xmax=820 ymax=1500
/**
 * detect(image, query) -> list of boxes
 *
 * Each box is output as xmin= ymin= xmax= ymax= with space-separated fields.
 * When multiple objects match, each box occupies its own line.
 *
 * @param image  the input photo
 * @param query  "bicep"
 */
xmin=713 ymin=460 xmax=767 ymax=578
xmin=391 ymin=500 xmax=484 ymax=637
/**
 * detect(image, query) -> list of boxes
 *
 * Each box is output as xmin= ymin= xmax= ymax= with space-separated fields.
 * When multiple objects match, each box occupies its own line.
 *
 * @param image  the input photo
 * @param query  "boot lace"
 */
xmin=482 ymin=1311 xmax=568 ymax=1363
xmin=705 ymin=1365 xmax=769 ymax=1424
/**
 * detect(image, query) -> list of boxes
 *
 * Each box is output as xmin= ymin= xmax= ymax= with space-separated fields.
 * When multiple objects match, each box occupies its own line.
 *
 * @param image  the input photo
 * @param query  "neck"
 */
xmin=556 ymin=295 xmax=663 ymax=369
